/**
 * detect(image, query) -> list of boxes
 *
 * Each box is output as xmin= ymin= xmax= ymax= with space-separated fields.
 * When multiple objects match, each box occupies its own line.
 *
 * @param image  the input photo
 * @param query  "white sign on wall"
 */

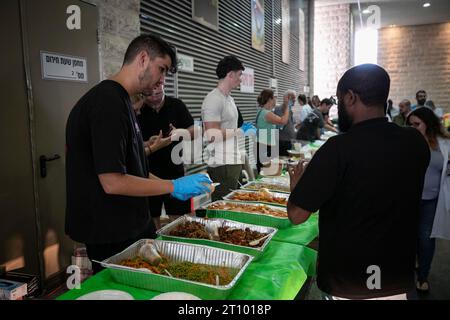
xmin=41 ymin=51 xmax=87 ymax=82
xmin=269 ymin=78 xmax=278 ymax=97
xmin=178 ymin=53 xmax=195 ymax=72
xmin=240 ymin=67 xmax=255 ymax=93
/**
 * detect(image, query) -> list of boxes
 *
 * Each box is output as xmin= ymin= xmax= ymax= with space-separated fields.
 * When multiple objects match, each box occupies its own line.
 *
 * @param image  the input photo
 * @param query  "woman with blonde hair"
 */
xmin=407 ymin=107 xmax=450 ymax=293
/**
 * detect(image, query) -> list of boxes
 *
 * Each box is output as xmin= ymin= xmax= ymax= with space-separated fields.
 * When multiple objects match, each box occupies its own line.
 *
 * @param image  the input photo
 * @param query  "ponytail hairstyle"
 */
xmin=257 ymin=89 xmax=274 ymax=107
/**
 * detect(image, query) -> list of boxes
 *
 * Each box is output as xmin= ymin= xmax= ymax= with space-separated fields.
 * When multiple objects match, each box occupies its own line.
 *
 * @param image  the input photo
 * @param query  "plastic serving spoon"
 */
xmin=248 ymin=234 xmax=271 ymax=246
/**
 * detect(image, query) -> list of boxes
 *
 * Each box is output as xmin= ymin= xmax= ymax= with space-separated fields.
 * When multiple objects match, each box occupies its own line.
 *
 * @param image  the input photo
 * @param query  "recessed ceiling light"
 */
xmin=362 ymin=9 xmax=371 ymax=14
xmin=390 ymin=24 xmax=397 ymax=27
xmin=423 ymin=2 xmax=431 ymax=7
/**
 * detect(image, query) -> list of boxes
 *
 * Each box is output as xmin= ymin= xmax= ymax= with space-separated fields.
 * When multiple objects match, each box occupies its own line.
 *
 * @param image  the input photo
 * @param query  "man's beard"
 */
xmin=337 ymin=101 xmax=353 ymax=133
xmin=139 ymin=67 xmax=153 ymax=96
xmin=418 ymin=99 xmax=426 ymax=105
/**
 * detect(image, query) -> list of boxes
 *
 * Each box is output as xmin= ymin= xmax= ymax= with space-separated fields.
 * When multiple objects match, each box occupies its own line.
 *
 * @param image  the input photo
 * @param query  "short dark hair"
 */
xmin=416 ymin=90 xmax=427 ymax=98
xmin=123 ymin=34 xmax=178 ymax=73
xmin=297 ymin=94 xmax=307 ymax=105
xmin=216 ymin=55 xmax=245 ymax=79
xmin=320 ymin=98 xmax=333 ymax=106
xmin=257 ymin=89 xmax=274 ymax=106
xmin=337 ymin=64 xmax=390 ymax=108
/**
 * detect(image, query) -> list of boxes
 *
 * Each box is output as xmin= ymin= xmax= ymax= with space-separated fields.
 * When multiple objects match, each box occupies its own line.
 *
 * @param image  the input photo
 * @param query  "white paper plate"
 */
xmin=77 ymin=290 xmax=134 ymax=300
xmin=287 ymin=149 xmax=302 ymax=156
xmin=151 ymin=292 xmax=201 ymax=300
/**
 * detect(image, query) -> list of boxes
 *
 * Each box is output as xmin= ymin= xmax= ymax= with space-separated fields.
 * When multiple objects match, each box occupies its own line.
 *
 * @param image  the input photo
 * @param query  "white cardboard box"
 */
xmin=0 ymin=279 xmax=27 ymax=300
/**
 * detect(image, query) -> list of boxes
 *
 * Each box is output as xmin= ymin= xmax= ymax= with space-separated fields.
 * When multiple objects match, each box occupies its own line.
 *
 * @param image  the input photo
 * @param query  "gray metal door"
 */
xmin=0 ymin=0 xmax=100 ymax=283
xmin=0 ymin=0 xmax=40 ymax=278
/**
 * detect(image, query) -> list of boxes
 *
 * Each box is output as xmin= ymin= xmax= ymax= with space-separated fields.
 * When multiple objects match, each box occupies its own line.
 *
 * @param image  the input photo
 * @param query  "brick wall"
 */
xmin=88 ymin=0 xmax=140 ymax=79
xmin=313 ymin=3 xmax=351 ymax=99
xmin=378 ymin=22 xmax=450 ymax=113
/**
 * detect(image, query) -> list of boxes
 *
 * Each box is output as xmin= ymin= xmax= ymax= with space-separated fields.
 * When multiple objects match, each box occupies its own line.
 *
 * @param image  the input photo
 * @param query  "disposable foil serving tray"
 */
xmin=156 ymin=215 xmax=277 ymax=258
xmin=99 ymin=239 xmax=253 ymax=300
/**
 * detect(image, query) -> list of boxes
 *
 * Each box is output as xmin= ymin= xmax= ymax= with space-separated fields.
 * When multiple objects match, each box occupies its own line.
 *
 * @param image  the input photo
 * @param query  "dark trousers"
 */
xmin=207 ymin=164 xmax=242 ymax=202
xmin=417 ymin=198 xmax=438 ymax=282
xmin=279 ymin=140 xmax=291 ymax=157
xmin=148 ymin=194 xmax=191 ymax=217
xmin=256 ymin=143 xmax=274 ymax=174
xmin=85 ymin=221 xmax=156 ymax=274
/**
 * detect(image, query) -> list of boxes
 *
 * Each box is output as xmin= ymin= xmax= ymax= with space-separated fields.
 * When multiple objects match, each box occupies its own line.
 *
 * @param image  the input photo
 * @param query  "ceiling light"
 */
xmin=423 ymin=2 xmax=431 ymax=7
xmin=275 ymin=18 xmax=281 ymax=24
xmin=390 ymin=24 xmax=397 ymax=27
xmin=362 ymin=9 xmax=371 ymax=14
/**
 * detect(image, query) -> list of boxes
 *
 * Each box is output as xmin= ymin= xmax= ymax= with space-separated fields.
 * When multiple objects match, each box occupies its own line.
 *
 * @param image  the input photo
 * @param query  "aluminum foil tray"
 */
xmin=223 ymin=189 xmax=289 ymax=207
xmin=241 ymin=181 xmax=291 ymax=194
xmin=156 ymin=215 xmax=277 ymax=258
xmin=258 ymin=176 xmax=290 ymax=186
xmin=205 ymin=200 xmax=292 ymax=229
xmin=100 ymin=239 xmax=253 ymax=300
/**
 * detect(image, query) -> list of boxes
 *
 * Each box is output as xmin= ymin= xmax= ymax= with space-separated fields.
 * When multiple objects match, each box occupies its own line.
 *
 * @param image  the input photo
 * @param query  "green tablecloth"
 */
xmin=57 ymin=241 xmax=317 ymax=300
xmin=272 ymin=213 xmax=319 ymax=247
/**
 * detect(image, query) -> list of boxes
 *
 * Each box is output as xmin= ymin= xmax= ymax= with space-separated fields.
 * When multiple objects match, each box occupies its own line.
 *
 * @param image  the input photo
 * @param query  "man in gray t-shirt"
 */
xmin=273 ymin=90 xmax=296 ymax=156
xmin=201 ymin=55 xmax=246 ymax=201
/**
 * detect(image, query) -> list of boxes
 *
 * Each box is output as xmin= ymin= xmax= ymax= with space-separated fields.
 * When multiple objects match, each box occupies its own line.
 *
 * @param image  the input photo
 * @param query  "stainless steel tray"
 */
xmin=99 ymin=239 xmax=253 ymax=300
xmin=223 ymin=189 xmax=289 ymax=207
xmin=156 ymin=215 xmax=277 ymax=257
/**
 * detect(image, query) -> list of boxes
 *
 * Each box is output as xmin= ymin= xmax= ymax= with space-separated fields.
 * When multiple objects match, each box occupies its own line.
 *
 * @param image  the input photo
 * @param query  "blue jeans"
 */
xmin=417 ymin=198 xmax=438 ymax=282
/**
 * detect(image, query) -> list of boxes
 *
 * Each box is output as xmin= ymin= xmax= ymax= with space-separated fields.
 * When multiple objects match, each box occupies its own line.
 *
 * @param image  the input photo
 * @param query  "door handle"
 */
xmin=39 ymin=154 xmax=61 ymax=178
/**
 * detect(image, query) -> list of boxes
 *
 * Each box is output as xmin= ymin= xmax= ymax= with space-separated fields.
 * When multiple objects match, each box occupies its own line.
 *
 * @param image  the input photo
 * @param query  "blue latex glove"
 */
xmin=239 ymin=122 xmax=257 ymax=136
xmin=171 ymin=173 xmax=213 ymax=201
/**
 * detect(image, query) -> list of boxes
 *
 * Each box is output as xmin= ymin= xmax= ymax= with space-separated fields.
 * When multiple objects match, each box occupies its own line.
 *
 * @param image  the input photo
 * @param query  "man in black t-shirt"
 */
xmin=137 ymin=83 xmax=194 ymax=229
xmin=287 ymin=64 xmax=430 ymax=299
xmin=297 ymin=99 xmax=336 ymax=142
xmin=297 ymin=107 xmax=325 ymax=142
xmin=65 ymin=34 xmax=212 ymax=272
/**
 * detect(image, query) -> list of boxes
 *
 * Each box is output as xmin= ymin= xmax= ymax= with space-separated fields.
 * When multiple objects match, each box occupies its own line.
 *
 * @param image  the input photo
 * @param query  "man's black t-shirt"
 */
xmin=137 ymin=96 xmax=194 ymax=179
xmin=65 ymin=80 xmax=150 ymax=244
xmin=297 ymin=108 xmax=325 ymax=141
xmin=289 ymin=117 xmax=430 ymax=299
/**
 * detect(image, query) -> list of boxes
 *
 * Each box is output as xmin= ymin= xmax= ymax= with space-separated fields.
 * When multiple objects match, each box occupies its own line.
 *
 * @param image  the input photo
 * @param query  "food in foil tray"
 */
xmin=168 ymin=221 xmax=269 ymax=247
xmin=169 ymin=221 xmax=210 ymax=239
xmin=120 ymin=247 xmax=239 ymax=286
xmin=244 ymin=182 xmax=290 ymax=193
xmin=228 ymin=189 xmax=287 ymax=205
xmin=207 ymin=202 xmax=288 ymax=218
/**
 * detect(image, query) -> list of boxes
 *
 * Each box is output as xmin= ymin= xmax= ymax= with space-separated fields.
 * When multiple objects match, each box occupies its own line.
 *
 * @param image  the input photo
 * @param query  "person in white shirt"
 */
xmin=201 ymin=55 xmax=255 ymax=201
xmin=298 ymin=94 xmax=313 ymax=124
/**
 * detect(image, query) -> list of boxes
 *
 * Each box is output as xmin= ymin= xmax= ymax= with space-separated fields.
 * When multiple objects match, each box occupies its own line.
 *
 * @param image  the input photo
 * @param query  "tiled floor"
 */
xmin=306 ymin=239 xmax=450 ymax=300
